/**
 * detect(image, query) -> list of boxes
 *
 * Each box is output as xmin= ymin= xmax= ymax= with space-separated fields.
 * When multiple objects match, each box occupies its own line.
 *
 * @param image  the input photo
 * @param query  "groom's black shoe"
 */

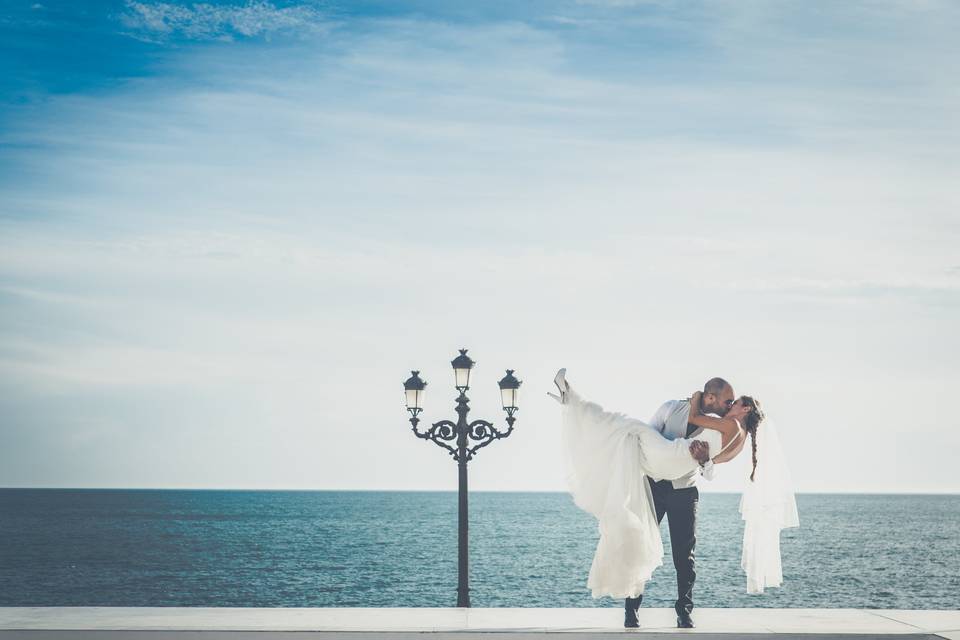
xmin=677 ymin=611 xmax=695 ymax=629
xmin=624 ymin=596 xmax=641 ymax=628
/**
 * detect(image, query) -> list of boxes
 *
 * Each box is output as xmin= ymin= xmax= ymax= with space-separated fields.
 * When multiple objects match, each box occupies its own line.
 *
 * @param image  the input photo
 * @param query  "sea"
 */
xmin=0 ymin=490 xmax=957 ymax=609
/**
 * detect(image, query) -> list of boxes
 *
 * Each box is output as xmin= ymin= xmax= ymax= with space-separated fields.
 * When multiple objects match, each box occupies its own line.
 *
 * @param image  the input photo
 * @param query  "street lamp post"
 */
xmin=403 ymin=349 xmax=521 ymax=608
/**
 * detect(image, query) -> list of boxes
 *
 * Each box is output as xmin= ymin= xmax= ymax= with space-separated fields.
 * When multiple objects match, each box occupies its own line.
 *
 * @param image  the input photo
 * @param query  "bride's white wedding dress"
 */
xmin=559 ymin=384 xmax=703 ymax=599
xmin=557 ymin=377 xmax=799 ymax=598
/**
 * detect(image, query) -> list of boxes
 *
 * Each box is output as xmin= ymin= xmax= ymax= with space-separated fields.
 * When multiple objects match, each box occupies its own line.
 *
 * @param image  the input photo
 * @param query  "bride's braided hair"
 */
xmin=739 ymin=396 xmax=765 ymax=482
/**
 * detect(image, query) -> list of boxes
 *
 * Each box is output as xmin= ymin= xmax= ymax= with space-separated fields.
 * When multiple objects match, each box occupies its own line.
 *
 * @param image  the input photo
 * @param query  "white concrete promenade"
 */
xmin=1 ymin=608 xmax=958 ymax=640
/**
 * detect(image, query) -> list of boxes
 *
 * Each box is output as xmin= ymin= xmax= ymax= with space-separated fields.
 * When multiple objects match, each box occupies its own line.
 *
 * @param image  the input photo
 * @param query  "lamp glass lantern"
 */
xmin=498 ymin=369 xmax=521 ymax=416
xmin=451 ymin=349 xmax=475 ymax=391
xmin=403 ymin=371 xmax=427 ymax=414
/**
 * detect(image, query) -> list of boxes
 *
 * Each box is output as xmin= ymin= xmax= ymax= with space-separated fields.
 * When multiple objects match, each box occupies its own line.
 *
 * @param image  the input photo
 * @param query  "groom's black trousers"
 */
xmin=648 ymin=478 xmax=698 ymax=615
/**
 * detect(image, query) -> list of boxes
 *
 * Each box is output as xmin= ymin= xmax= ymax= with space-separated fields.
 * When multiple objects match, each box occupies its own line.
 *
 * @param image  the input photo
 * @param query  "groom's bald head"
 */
xmin=702 ymin=377 xmax=734 ymax=416
xmin=704 ymin=377 xmax=730 ymax=396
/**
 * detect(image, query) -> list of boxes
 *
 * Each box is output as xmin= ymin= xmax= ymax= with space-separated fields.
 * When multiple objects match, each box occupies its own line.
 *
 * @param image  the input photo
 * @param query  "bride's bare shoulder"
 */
xmin=713 ymin=427 xmax=747 ymax=465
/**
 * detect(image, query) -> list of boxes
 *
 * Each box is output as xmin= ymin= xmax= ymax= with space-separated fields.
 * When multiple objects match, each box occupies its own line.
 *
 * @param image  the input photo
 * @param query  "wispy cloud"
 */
xmin=118 ymin=0 xmax=331 ymax=42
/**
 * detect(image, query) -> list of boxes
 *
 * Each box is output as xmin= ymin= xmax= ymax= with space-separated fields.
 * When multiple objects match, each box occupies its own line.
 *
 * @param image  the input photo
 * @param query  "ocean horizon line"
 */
xmin=2 ymin=487 xmax=958 ymax=496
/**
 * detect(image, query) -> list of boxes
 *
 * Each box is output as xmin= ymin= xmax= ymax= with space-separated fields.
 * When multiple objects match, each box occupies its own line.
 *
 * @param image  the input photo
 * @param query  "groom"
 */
xmin=624 ymin=377 xmax=735 ymax=629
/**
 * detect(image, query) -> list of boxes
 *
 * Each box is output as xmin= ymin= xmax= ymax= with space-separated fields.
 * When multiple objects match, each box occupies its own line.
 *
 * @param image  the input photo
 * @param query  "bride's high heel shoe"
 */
xmin=550 ymin=368 xmax=569 ymax=404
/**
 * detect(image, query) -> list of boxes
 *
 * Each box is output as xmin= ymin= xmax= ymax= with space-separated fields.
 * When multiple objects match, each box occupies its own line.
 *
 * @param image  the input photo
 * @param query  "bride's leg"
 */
xmin=635 ymin=427 xmax=700 ymax=481
xmin=563 ymin=384 xmax=631 ymax=428
xmin=559 ymin=383 xmax=646 ymax=518
xmin=561 ymin=383 xmax=699 ymax=482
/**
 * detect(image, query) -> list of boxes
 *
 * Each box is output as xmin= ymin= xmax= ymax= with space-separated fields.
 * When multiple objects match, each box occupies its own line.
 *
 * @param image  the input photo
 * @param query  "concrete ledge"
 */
xmin=0 ymin=608 xmax=958 ymax=639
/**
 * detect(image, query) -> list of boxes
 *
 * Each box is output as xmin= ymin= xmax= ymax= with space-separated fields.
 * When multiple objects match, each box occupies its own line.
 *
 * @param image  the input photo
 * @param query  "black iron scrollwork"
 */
xmin=464 ymin=419 xmax=508 ymax=461
xmin=409 ymin=413 xmax=515 ymax=462
xmin=411 ymin=419 xmax=458 ymax=458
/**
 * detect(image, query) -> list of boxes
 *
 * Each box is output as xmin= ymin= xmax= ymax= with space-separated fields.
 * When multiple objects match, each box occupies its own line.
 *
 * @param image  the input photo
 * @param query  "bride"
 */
xmin=551 ymin=368 xmax=798 ymax=605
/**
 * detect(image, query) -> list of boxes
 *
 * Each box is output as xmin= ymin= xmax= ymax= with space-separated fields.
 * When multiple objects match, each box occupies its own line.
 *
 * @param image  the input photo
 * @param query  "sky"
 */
xmin=1 ymin=0 xmax=958 ymax=494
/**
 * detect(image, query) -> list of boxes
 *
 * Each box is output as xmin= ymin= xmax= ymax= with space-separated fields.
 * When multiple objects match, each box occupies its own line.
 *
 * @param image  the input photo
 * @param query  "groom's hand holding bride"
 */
xmin=689 ymin=440 xmax=710 ymax=465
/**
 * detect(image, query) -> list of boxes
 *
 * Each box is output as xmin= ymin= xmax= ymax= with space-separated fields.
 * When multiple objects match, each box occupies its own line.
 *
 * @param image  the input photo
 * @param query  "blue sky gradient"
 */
xmin=1 ymin=0 xmax=958 ymax=492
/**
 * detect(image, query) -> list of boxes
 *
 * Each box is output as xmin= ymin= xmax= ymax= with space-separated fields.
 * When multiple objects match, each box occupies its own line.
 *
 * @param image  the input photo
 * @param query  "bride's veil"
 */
xmin=739 ymin=414 xmax=800 ymax=594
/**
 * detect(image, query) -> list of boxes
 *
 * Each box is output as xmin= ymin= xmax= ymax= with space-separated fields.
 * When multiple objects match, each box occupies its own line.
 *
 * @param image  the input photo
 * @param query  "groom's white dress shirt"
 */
xmin=649 ymin=399 xmax=721 ymax=489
